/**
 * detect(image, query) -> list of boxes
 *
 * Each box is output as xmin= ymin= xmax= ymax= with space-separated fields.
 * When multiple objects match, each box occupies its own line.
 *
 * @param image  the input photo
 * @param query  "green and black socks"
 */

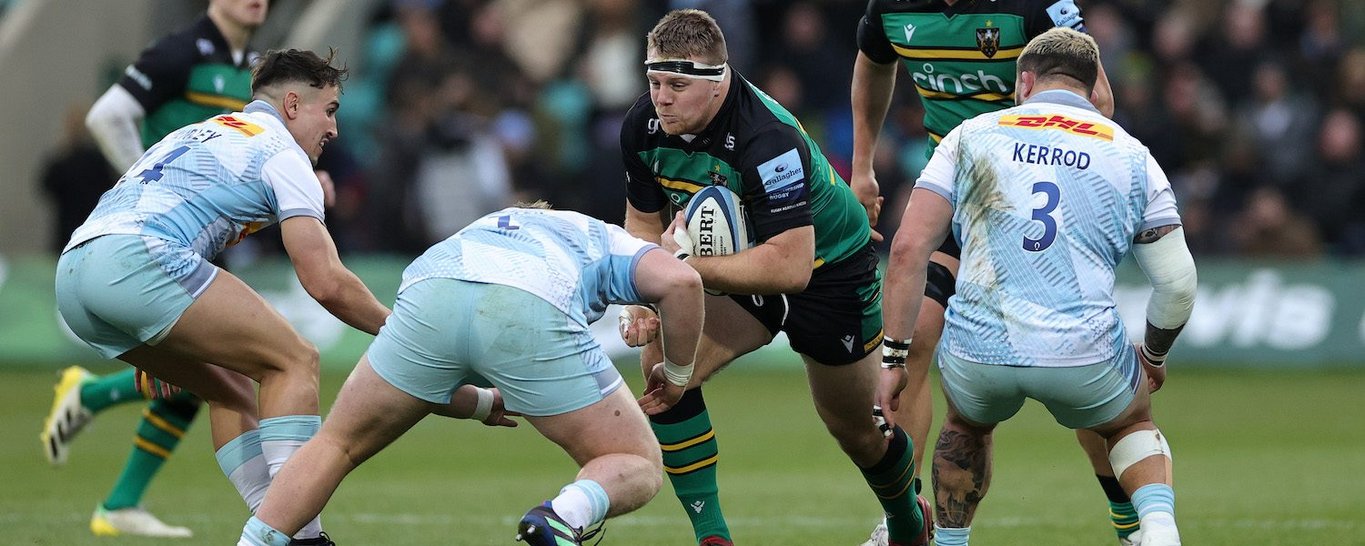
xmin=650 ymin=388 xmax=730 ymax=543
xmin=859 ymin=426 xmax=926 ymax=543
xmin=103 ymin=395 xmax=200 ymax=510
xmin=1098 ymin=474 xmax=1139 ymax=540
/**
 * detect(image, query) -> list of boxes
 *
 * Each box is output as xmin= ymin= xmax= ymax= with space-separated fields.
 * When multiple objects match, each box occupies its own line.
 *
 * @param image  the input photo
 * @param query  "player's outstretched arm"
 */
xmin=85 ymin=85 xmax=148 ymax=172
xmin=850 ymin=51 xmax=899 ymax=237
xmin=632 ymin=247 xmax=704 ymax=414
xmin=280 ymin=216 xmax=391 ymax=335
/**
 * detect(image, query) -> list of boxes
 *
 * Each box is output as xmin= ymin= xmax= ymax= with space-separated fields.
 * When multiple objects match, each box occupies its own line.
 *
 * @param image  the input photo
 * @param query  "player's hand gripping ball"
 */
xmin=682 ymin=185 xmax=752 ymax=257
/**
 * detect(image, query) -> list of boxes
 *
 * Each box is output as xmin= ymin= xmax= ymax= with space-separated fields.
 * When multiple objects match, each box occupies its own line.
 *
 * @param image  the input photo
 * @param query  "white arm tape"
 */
xmin=672 ymin=226 xmax=695 ymax=257
xmin=470 ymin=387 xmax=494 ymax=421
xmin=1132 ymin=227 xmax=1197 ymax=330
xmin=85 ymin=85 xmax=147 ymax=172
xmin=662 ymin=360 xmax=693 ymax=387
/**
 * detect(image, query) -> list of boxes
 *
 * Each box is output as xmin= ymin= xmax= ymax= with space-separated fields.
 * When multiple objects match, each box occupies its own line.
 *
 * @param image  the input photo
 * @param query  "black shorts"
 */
xmin=937 ymin=233 xmax=960 ymax=258
xmin=731 ymin=244 xmax=883 ymax=366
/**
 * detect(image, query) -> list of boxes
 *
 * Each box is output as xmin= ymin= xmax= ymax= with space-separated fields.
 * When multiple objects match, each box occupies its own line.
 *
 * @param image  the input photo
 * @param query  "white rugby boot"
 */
xmin=859 ymin=517 xmax=889 ymax=546
xmin=91 ymin=505 xmax=194 ymax=538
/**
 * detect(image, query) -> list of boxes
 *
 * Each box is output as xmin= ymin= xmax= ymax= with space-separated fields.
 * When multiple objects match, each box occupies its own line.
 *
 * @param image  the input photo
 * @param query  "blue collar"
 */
xmin=244 ymin=100 xmax=285 ymax=123
xmin=1022 ymin=89 xmax=1100 ymax=114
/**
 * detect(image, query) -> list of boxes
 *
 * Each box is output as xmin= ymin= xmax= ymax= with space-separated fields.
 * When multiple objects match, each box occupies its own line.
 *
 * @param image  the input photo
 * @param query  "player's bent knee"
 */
xmin=825 ymin=419 xmax=887 ymax=460
xmin=271 ymin=340 xmax=321 ymax=377
xmin=1108 ymin=428 xmax=1172 ymax=481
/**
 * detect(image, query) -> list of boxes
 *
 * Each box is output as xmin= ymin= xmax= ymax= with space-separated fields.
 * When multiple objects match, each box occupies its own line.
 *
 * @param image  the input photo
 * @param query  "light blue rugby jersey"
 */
xmin=916 ymin=90 xmax=1180 ymax=367
xmin=65 ymin=101 xmax=325 ymax=261
xmin=400 ymin=208 xmax=658 ymax=329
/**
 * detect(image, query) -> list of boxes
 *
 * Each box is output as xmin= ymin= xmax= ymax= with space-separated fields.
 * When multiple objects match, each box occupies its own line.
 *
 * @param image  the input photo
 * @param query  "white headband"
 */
xmin=645 ymin=58 xmax=727 ymax=82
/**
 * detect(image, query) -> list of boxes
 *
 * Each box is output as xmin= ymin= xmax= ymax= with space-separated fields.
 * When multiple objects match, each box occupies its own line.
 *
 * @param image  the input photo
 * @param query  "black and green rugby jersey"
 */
xmin=858 ymin=0 xmax=1087 ymax=153
xmin=117 ymin=16 xmax=256 ymax=147
xmin=622 ymin=71 xmax=870 ymax=270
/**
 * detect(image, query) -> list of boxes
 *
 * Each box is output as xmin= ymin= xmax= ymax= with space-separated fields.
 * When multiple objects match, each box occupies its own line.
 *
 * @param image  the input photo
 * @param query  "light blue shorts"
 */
xmin=367 ymin=279 xmax=624 ymax=417
xmin=936 ymin=343 xmax=1142 ymax=430
xmin=55 ymin=235 xmax=217 ymax=359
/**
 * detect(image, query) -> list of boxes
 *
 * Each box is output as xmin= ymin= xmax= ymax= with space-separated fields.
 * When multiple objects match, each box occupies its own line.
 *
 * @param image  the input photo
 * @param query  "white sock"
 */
xmin=259 ymin=415 xmax=323 ymax=539
xmin=550 ymin=479 xmax=610 ymax=530
xmin=215 ymin=430 xmax=271 ymax=512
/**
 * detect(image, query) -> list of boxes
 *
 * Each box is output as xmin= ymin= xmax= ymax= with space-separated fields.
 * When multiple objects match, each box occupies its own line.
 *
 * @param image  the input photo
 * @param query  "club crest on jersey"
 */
xmin=977 ymin=26 xmax=1001 ymax=58
xmin=709 ymin=171 xmax=729 ymax=189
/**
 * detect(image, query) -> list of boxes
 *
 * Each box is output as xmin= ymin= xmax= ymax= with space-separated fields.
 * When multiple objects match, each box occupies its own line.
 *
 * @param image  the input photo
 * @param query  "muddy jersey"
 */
xmin=401 ymin=208 xmax=656 ymax=329
xmin=117 ymin=16 xmax=257 ymax=147
xmin=858 ymin=0 xmax=1087 ymax=153
xmin=622 ymin=71 xmax=869 ymax=269
xmin=915 ymin=90 xmax=1179 ymax=367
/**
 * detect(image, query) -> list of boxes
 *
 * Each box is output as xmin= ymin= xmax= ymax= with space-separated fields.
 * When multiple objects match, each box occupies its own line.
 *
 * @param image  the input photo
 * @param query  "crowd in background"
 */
xmin=41 ymin=0 xmax=1365 ymax=259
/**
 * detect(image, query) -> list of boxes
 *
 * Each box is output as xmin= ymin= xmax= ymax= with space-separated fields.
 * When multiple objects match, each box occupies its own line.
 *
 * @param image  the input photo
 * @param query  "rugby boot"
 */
xmin=514 ymin=502 xmax=602 ymax=545
xmin=90 ymin=505 xmax=193 ymax=538
xmin=41 ymin=366 xmax=93 ymax=465
xmin=289 ymin=532 xmax=335 ymax=545
xmin=859 ymin=518 xmax=888 ymax=546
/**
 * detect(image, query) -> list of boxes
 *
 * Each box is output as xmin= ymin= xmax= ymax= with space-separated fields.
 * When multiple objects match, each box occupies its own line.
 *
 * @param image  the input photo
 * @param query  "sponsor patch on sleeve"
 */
xmin=1046 ymin=0 xmax=1084 ymax=30
xmin=757 ymin=148 xmax=805 ymax=201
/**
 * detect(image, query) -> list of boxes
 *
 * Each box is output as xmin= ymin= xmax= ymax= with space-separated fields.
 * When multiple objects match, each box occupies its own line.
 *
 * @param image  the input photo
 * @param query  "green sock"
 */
xmin=1097 ymin=474 xmax=1139 ymax=539
xmin=80 ymin=368 xmax=145 ymax=413
xmin=650 ymin=388 xmax=729 ymax=543
xmin=859 ymin=426 xmax=925 ymax=542
xmin=102 ymin=395 xmax=200 ymax=510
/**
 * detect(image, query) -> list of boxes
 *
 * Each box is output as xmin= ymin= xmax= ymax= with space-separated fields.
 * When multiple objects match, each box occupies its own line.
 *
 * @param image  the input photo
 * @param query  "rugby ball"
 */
xmin=683 ymin=185 xmax=752 ymax=256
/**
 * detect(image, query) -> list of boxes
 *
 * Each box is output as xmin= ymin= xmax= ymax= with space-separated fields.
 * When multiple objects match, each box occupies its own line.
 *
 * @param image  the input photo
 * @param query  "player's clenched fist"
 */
xmin=618 ymin=305 xmax=661 ymax=347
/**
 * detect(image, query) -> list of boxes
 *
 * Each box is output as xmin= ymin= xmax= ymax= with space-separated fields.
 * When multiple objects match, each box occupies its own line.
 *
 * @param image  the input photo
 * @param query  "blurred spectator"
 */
xmin=1151 ymin=9 xmax=1198 ymax=66
xmin=1232 ymin=186 xmax=1323 ymax=259
xmin=498 ymin=0 xmax=585 ymax=83
xmin=1200 ymin=1 xmax=1271 ymax=106
xmin=1161 ymin=62 xmax=1227 ymax=170
xmin=1298 ymin=0 xmax=1346 ymax=95
xmin=1085 ymin=3 xmax=1137 ymax=79
xmin=1300 ymin=109 xmax=1365 ymax=255
xmin=1233 ymin=58 xmax=1319 ymax=186
xmin=1337 ymin=48 xmax=1365 ymax=115
xmin=772 ymin=2 xmax=848 ymax=116
xmin=40 ymin=105 xmax=116 ymax=252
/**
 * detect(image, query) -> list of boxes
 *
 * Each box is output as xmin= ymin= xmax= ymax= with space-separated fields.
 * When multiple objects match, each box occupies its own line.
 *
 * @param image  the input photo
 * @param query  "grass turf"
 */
xmin=3 ymin=363 xmax=1363 ymax=545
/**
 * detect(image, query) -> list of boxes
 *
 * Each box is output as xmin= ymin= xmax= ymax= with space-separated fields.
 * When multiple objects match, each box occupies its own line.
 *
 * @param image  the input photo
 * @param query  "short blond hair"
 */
xmin=1017 ymin=27 xmax=1099 ymax=91
xmin=645 ymin=9 xmax=727 ymax=65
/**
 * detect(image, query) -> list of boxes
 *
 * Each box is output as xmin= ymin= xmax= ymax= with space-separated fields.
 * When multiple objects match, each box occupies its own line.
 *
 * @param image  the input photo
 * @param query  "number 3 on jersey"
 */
xmin=1024 ymin=181 xmax=1059 ymax=252
xmin=136 ymin=145 xmax=190 ymax=184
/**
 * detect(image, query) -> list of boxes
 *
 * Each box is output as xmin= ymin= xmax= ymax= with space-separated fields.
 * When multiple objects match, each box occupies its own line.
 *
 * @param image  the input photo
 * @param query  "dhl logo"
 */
xmin=212 ymin=115 xmax=264 ymax=136
xmin=998 ymin=114 xmax=1113 ymax=141
xmin=228 ymin=221 xmax=270 ymax=246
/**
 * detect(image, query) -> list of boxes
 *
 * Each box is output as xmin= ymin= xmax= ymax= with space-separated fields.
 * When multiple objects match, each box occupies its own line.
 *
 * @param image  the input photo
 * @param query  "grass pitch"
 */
xmin=3 ymin=362 xmax=1362 ymax=545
